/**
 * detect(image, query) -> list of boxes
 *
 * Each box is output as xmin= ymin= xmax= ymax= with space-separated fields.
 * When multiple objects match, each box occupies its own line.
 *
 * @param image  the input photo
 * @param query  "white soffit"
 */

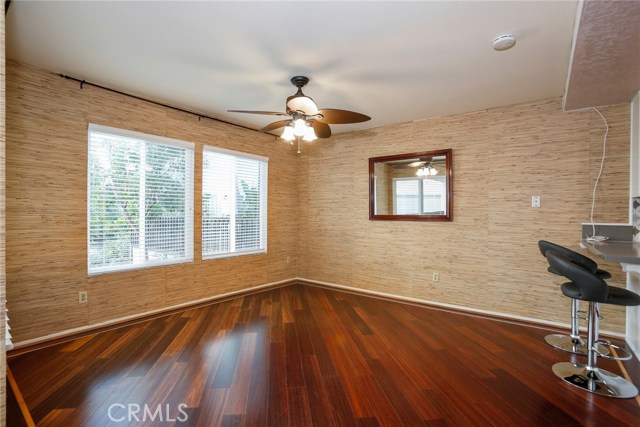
xmin=7 ymin=1 xmax=578 ymax=134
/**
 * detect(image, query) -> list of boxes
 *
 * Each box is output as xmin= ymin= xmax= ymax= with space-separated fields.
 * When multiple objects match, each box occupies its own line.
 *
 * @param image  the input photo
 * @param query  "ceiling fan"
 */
xmin=393 ymin=157 xmax=434 ymax=168
xmin=228 ymin=76 xmax=371 ymax=140
xmin=393 ymin=157 xmax=440 ymax=177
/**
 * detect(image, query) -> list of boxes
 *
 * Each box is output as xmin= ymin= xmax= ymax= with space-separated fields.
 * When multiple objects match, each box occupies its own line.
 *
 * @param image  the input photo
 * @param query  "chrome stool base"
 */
xmin=544 ymin=334 xmax=609 ymax=356
xmin=552 ymin=362 xmax=638 ymax=398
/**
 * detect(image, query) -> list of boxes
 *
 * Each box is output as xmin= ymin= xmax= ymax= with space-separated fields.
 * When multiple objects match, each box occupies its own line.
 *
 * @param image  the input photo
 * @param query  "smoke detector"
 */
xmin=493 ymin=34 xmax=516 ymax=51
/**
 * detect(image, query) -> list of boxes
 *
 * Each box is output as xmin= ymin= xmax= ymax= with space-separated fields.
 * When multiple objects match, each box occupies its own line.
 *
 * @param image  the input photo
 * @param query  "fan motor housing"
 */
xmin=291 ymin=76 xmax=310 ymax=88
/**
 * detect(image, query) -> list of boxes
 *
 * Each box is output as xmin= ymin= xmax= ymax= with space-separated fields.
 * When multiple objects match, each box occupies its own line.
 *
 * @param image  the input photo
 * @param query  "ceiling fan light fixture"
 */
xmin=281 ymin=125 xmax=295 ymax=141
xmin=417 ymin=164 xmax=438 ymax=177
xmin=303 ymin=125 xmax=317 ymax=142
xmin=292 ymin=118 xmax=308 ymax=137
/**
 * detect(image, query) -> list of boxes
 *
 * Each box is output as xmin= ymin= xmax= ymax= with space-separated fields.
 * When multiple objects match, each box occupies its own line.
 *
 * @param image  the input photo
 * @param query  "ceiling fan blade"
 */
xmin=228 ymin=110 xmax=288 ymax=116
xmin=407 ymin=157 xmax=432 ymax=167
xmin=316 ymin=109 xmax=371 ymax=124
xmin=260 ymin=120 xmax=290 ymax=133
xmin=311 ymin=121 xmax=331 ymax=138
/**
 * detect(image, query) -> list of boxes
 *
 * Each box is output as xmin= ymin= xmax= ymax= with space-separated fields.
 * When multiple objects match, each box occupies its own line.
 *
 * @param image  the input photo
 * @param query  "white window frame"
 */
xmin=392 ymin=176 xmax=446 ymax=215
xmin=87 ymin=123 xmax=195 ymax=275
xmin=202 ymin=145 xmax=268 ymax=260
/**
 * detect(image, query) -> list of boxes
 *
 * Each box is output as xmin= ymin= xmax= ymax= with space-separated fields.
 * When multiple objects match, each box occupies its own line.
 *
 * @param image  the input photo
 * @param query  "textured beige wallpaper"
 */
xmin=6 ymin=61 xmax=300 ymax=342
xmin=298 ymin=98 xmax=630 ymax=333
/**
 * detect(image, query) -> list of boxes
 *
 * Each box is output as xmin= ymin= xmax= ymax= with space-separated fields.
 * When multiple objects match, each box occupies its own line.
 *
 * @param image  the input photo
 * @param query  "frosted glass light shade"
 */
xmin=293 ymin=119 xmax=307 ymax=136
xmin=281 ymin=126 xmax=295 ymax=141
xmin=303 ymin=126 xmax=317 ymax=141
xmin=416 ymin=165 xmax=438 ymax=177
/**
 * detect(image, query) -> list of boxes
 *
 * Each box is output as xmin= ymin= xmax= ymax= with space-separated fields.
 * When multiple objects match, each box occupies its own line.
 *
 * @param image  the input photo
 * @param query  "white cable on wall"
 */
xmin=586 ymin=107 xmax=609 ymax=242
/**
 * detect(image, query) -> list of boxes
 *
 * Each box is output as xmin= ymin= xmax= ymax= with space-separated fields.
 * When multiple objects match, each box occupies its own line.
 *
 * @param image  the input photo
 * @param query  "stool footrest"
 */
xmin=544 ymin=334 xmax=610 ymax=356
xmin=594 ymin=340 xmax=633 ymax=361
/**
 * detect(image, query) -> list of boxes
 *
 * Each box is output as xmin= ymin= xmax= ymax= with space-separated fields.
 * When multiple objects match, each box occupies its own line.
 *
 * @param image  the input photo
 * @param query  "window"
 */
xmin=88 ymin=124 xmax=194 ymax=274
xmin=393 ymin=176 xmax=446 ymax=215
xmin=202 ymin=146 xmax=267 ymax=259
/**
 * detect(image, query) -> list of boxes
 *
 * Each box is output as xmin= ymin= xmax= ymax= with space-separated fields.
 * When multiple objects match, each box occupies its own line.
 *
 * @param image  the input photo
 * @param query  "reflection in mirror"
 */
xmin=369 ymin=149 xmax=452 ymax=221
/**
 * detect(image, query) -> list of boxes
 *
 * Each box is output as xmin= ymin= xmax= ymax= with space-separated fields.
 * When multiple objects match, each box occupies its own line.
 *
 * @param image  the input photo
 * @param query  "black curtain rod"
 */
xmin=57 ymin=73 xmax=266 ymax=135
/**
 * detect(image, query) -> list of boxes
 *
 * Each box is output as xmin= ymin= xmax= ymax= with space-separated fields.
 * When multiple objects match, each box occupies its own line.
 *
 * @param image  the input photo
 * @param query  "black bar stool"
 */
xmin=538 ymin=240 xmax=611 ymax=356
xmin=546 ymin=250 xmax=640 ymax=398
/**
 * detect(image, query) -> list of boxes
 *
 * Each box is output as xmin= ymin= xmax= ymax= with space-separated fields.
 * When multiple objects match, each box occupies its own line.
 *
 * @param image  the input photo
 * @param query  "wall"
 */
xmin=6 ymin=61 xmax=299 ymax=343
xmin=629 ymin=91 xmax=640 ymax=354
xmin=5 ymin=59 xmax=633 ymax=345
xmin=1 ymin=4 xmax=6 ymax=425
xmin=298 ymin=98 xmax=630 ymax=333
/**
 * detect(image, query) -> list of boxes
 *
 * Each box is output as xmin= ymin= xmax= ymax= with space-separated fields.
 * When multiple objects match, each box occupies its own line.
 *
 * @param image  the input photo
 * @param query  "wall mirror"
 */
xmin=369 ymin=149 xmax=452 ymax=221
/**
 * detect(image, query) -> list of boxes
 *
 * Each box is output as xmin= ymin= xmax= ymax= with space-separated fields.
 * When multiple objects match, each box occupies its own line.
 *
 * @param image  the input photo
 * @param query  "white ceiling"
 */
xmin=6 ymin=0 xmax=579 ymax=135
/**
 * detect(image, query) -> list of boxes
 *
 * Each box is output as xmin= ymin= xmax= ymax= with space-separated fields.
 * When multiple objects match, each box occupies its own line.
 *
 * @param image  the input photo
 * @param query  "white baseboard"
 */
xmin=296 ymin=277 xmax=627 ymax=339
xmin=12 ymin=276 xmax=628 ymax=350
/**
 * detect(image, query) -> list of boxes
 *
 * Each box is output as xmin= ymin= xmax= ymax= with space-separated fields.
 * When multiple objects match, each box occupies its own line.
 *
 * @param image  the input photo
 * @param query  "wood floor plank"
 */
xmin=356 ymin=373 xmax=405 ymax=427
xmin=267 ymin=340 xmax=289 ymax=427
xmin=322 ymin=374 xmax=360 ymax=427
xmin=287 ymin=386 xmax=312 ymax=427
xmin=212 ymin=331 xmax=243 ymax=389
xmin=242 ymin=323 xmax=269 ymax=427
xmin=367 ymin=359 xmax=429 ymax=427
xmin=300 ymin=354 xmax=337 ymax=427
xmin=484 ymin=368 xmax=580 ymax=427
xmin=6 ymin=284 xmax=640 ymax=427
xmin=283 ymin=322 xmax=305 ymax=388
xmin=223 ymin=332 xmax=256 ymax=417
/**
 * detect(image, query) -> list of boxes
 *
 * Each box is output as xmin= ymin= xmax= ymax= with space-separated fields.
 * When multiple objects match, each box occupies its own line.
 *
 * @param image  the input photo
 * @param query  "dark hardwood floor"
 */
xmin=7 ymin=284 xmax=640 ymax=426
xmin=6 ymin=377 xmax=31 ymax=427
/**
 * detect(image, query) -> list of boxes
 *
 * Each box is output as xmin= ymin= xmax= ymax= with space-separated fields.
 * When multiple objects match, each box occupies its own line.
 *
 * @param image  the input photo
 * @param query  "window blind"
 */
xmin=202 ymin=146 xmax=267 ymax=259
xmin=88 ymin=124 xmax=194 ymax=274
xmin=394 ymin=179 xmax=421 ymax=214
xmin=5 ymin=305 xmax=12 ymax=351
xmin=393 ymin=176 xmax=446 ymax=214
xmin=423 ymin=176 xmax=446 ymax=213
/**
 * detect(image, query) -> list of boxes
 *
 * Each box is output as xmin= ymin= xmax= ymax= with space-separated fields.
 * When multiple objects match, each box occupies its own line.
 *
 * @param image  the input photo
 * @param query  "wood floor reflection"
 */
xmin=8 ymin=284 xmax=640 ymax=426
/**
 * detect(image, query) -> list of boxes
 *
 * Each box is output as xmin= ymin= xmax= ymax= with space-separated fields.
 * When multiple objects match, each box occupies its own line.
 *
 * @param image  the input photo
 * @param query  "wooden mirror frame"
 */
xmin=369 ymin=149 xmax=452 ymax=221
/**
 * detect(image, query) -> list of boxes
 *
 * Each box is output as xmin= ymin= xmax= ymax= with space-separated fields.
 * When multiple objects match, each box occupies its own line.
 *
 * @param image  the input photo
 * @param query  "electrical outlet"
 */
xmin=286 ymin=256 xmax=291 ymax=264
xmin=79 ymin=291 xmax=88 ymax=304
xmin=433 ymin=272 xmax=440 ymax=283
xmin=531 ymin=196 xmax=541 ymax=208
